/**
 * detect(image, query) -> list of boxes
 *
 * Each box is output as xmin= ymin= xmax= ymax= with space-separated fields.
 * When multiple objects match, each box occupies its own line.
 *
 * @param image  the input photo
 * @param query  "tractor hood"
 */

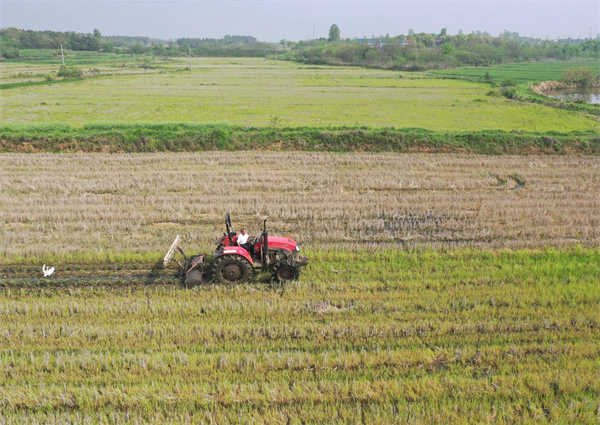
xmin=267 ymin=236 xmax=298 ymax=252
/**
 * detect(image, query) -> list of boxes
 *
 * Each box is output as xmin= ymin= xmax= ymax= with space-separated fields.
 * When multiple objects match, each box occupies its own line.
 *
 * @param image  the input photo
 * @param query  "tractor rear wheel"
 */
xmin=272 ymin=260 xmax=300 ymax=283
xmin=215 ymin=255 xmax=252 ymax=285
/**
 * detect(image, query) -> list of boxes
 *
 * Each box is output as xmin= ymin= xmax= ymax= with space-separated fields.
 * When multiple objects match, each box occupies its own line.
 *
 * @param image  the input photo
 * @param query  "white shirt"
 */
xmin=237 ymin=233 xmax=249 ymax=244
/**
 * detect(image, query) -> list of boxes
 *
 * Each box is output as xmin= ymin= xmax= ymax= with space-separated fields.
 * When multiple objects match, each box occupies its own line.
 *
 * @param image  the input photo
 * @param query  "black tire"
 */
xmin=215 ymin=255 xmax=252 ymax=285
xmin=272 ymin=260 xmax=300 ymax=283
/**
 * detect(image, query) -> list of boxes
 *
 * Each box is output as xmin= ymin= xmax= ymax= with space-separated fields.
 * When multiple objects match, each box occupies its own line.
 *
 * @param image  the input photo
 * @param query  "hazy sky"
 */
xmin=2 ymin=1 xmax=599 ymax=42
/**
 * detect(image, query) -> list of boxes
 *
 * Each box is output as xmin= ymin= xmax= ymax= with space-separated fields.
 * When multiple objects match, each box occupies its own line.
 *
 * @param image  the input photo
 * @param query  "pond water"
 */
xmin=549 ymin=89 xmax=600 ymax=104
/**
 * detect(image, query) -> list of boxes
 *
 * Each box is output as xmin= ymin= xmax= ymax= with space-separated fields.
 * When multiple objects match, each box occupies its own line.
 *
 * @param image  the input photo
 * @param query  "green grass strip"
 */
xmin=1 ymin=123 xmax=599 ymax=154
xmin=0 ymin=78 xmax=88 ymax=90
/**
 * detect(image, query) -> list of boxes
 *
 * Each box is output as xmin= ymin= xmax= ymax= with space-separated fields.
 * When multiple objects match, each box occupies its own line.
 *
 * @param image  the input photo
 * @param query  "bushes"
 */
xmin=1 ymin=46 xmax=20 ymax=59
xmin=57 ymin=64 xmax=84 ymax=79
xmin=561 ymin=67 xmax=599 ymax=88
xmin=499 ymin=79 xmax=518 ymax=99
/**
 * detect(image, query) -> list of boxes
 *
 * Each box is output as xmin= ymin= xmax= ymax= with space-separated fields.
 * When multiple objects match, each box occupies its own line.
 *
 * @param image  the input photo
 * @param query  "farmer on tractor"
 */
xmin=237 ymin=228 xmax=254 ymax=254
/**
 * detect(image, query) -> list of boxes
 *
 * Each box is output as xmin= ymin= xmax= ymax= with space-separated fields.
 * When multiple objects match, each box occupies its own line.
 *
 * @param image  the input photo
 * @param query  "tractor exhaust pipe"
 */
xmin=262 ymin=219 xmax=269 ymax=271
xmin=225 ymin=213 xmax=234 ymax=241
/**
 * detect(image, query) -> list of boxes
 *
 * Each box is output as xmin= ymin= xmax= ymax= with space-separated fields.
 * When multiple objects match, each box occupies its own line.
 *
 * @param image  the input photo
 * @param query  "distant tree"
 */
xmin=69 ymin=33 xmax=101 ymax=51
xmin=223 ymin=35 xmax=258 ymax=44
xmin=101 ymin=41 xmax=114 ymax=53
xmin=93 ymin=28 xmax=102 ymax=39
xmin=505 ymin=40 xmax=522 ymax=60
xmin=440 ymin=28 xmax=447 ymax=36
xmin=455 ymin=33 xmax=468 ymax=46
xmin=500 ymin=30 xmax=522 ymax=43
xmin=328 ymin=24 xmax=340 ymax=42
xmin=581 ymin=39 xmax=600 ymax=58
xmin=420 ymin=33 xmax=435 ymax=47
xmin=129 ymin=42 xmax=147 ymax=55
xmin=441 ymin=43 xmax=455 ymax=55
xmin=103 ymin=35 xmax=152 ymax=48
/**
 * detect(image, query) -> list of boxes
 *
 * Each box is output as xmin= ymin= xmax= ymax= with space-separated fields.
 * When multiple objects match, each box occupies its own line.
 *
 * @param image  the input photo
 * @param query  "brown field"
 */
xmin=1 ymin=152 xmax=598 ymax=261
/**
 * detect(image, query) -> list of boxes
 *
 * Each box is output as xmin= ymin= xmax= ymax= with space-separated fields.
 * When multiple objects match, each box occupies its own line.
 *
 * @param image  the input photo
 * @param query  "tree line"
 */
xmin=286 ymin=26 xmax=600 ymax=70
xmin=2 ymin=26 xmax=599 ymax=71
xmin=0 ymin=28 xmax=106 ymax=56
xmin=0 ymin=28 xmax=274 ymax=58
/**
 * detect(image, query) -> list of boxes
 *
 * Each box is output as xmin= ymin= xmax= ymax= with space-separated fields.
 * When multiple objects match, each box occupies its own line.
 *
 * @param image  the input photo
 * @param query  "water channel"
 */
xmin=549 ymin=88 xmax=600 ymax=104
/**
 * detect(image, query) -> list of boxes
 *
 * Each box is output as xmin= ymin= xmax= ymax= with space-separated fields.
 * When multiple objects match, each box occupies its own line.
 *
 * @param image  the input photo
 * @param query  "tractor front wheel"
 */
xmin=215 ymin=255 xmax=252 ymax=285
xmin=272 ymin=260 xmax=300 ymax=283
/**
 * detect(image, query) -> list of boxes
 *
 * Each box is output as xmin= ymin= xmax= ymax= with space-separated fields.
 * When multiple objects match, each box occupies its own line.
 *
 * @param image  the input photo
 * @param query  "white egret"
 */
xmin=42 ymin=264 xmax=55 ymax=277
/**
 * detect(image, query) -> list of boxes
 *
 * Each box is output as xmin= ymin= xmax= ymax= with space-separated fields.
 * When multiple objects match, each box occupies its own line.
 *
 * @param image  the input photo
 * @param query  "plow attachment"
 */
xmin=183 ymin=256 xmax=208 ymax=287
xmin=163 ymin=235 xmax=183 ymax=268
xmin=164 ymin=235 xmax=210 ymax=287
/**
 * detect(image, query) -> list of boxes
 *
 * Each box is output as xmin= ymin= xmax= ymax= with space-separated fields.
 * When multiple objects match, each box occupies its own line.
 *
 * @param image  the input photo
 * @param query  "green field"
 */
xmin=2 ymin=49 xmax=137 ymax=65
xmin=1 ymin=249 xmax=599 ymax=424
xmin=431 ymin=60 xmax=600 ymax=84
xmin=1 ymin=57 xmax=598 ymax=132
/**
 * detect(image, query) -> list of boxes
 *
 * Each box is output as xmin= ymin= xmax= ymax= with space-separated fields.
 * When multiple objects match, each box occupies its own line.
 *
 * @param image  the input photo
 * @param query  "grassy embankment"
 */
xmin=1 ymin=123 xmax=599 ymax=154
xmin=1 ymin=248 xmax=599 ymax=424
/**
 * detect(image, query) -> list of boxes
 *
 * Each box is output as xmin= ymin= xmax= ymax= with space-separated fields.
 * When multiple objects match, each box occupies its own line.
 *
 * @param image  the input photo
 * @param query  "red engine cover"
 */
xmin=261 ymin=236 xmax=298 ymax=252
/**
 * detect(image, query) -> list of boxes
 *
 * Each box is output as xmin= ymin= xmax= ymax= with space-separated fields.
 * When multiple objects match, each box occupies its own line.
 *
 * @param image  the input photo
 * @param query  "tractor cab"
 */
xmin=217 ymin=213 xmax=270 ymax=262
xmin=216 ymin=213 xmax=238 ymax=248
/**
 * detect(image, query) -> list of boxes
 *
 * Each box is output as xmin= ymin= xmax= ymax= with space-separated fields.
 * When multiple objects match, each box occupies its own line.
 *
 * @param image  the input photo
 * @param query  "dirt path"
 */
xmin=0 ymin=263 xmax=181 ymax=288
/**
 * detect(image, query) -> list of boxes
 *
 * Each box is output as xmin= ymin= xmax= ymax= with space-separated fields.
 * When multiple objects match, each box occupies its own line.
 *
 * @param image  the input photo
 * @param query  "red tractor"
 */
xmin=163 ymin=213 xmax=308 ymax=287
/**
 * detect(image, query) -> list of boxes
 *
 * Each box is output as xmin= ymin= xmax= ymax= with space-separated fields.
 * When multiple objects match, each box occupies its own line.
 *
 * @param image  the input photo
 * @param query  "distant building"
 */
xmin=355 ymin=36 xmax=442 ymax=49
xmin=354 ymin=38 xmax=387 ymax=48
